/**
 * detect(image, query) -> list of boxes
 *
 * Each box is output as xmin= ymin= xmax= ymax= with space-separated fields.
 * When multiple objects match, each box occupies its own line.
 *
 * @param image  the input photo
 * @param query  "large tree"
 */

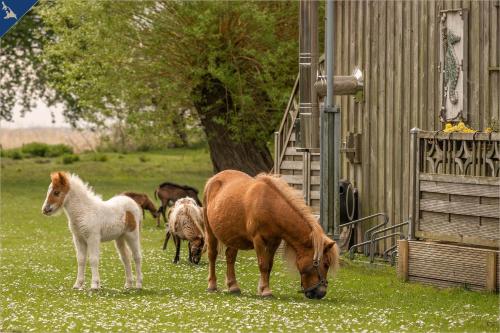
xmin=0 ymin=5 xmax=81 ymax=124
xmin=2 ymin=1 xmax=298 ymax=175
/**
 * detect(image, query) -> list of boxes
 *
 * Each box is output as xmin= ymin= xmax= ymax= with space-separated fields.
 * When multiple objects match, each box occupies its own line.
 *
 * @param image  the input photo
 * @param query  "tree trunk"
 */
xmin=193 ymin=75 xmax=273 ymax=176
xmin=171 ymin=109 xmax=189 ymax=147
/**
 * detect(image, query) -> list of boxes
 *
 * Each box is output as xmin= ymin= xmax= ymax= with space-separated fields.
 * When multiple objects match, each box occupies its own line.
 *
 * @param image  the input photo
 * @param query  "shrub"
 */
xmin=21 ymin=142 xmax=49 ymax=157
xmin=10 ymin=150 xmax=23 ymax=160
xmin=1 ymin=148 xmax=24 ymax=159
xmin=91 ymin=153 xmax=108 ymax=162
xmin=1 ymin=143 xmax=74 ymax=160
xmin=138 ymin=155 xmax=150 ymax=163
xmin=18 ymin=143 xmax=73 ymax=158
xmin=61 ymin=154 xmax=80 ymax=164
xmin=47 ymin=144 xmax=73 ymax=157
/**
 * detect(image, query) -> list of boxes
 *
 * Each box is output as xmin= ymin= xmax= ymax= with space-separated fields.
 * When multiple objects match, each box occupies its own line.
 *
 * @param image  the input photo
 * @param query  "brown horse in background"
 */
xmin=154 ymin=182 xmax=201 ymax=226
xmin=122 ymin=192 xmax=159 ymax=221
xmin=203 ymin=170 xmax=339 ymax=299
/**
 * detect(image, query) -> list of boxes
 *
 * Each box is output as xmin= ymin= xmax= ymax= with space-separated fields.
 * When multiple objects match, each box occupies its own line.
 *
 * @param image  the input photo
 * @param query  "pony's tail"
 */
xmin=183 ymin=201 xmax=205 ymax=238
xmin=202 ymin=177 xmax=221 ymax=231
xmin=202 ymin=177 xmax=225 ymax=257
xmin=163 ymin=230 xmax=171 ymax=250
xmin=132 ymin=205 xmax=143 ymax=232
xmin=154 ymin=188 xmax=158 ymax=201
xmin=193 ymin=207 xmax=205 ymax=237
xmin=195 ymin=195 xmax=202 ymax=207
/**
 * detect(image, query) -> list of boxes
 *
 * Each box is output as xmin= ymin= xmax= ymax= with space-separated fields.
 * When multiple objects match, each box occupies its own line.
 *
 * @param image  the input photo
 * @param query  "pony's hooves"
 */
xmin=172 ymin=260 xmax=179 ymax=264
xmin=260 ymin=291 xmax=273 ymax=298
xmin=90 ymin=287 xmax=101 ymax=292
xmin=228 ymin=287 xmax=241 ymax=295
xmin=206 ymin=287 xmax=217 ymax=293
xmin=73 ymin=281 xmax=84 ymax=290
xmin=90 ymin=282 xmax=101 ymax=291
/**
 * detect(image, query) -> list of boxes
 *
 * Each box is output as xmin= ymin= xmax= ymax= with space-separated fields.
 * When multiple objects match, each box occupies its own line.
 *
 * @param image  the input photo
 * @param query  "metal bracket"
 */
xmin=341 ymin=132 xmax=362 ymax=164
xmin=324 ymin=105 xmax=340 ymax=113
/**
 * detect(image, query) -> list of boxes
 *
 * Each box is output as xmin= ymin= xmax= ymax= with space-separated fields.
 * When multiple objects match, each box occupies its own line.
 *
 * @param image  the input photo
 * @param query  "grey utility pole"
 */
xmin=320 ymin=0 xmax=340 ymax=241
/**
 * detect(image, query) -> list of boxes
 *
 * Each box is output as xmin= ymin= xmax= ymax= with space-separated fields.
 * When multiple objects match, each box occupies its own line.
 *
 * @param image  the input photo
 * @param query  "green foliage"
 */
xmin=138 ymin=155 xmax=149 ymax=163
xmin=47 ymin=144 xmax=73 ymax=157
xmin=90 ymin=153 xmax=108 ymax=162
xmin=35 ymin=0 xmax=298 ymax=147
xmin=95 ymin=119 xmax=204 ymax=153
xmin=1 ymin=152 xmax=498 ymax=332
xmin=21 ymin=142 xmax=49 ymax=157
xmin=5 ymin=149 xmax=24 ymax=160
xmin=34 ymin=159 xmax=51 ymax=164
xmin=61 ymin=153 xmax=80 ymax=164
xmin=0 ymin=5 xmax=82 ymax=124
xmin=2 ymin=143 xmax=73 ymax=160
xmin=19 ymin=142 xmax=73 ymax=158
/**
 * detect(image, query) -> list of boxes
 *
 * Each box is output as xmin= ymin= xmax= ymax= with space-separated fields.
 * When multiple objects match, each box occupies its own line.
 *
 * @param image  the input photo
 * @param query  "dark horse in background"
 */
xmin=154 ymin=182 xmax=202 ymax=226
xmin=122 ymin=192 xmax=159 ymax=222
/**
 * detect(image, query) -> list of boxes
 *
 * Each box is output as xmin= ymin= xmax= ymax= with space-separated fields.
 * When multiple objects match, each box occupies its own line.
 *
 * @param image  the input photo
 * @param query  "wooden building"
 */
xmin=274 ymin=0 xmax=500 ymax=253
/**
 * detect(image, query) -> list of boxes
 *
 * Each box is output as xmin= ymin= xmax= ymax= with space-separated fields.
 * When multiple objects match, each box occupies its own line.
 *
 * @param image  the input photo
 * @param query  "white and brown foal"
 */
xmin=42 ymin=172 xmax=143 ymax=290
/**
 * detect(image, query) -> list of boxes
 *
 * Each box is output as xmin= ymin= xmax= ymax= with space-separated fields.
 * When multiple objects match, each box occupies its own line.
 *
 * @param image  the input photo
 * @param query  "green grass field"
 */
xmin=1 ymin=149 xmax=498 ymax=332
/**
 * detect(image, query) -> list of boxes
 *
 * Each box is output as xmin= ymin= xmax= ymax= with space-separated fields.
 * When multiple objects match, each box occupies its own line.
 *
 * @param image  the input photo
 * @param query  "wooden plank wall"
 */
xmin=333 ymin=0 xmax=500 ymax=250
xmin=399 ymin=240 xmax=500 ymax=291
xmin=417 ymin=174 xmax=500 ymax=248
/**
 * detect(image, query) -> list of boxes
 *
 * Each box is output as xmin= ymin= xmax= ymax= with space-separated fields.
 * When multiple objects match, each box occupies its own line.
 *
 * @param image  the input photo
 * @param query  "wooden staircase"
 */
xmin=273 ymin=59 xmax=327 ymax=215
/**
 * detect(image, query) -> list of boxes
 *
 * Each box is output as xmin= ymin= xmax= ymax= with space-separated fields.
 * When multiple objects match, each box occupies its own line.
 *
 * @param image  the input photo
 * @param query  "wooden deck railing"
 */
xmin=409 ymin=129 xmax=500 ymax=248
xmin=274 ymin=57 xmax=327 ymax=173
xmin=274 ymin=75 xmax=299 ymax=173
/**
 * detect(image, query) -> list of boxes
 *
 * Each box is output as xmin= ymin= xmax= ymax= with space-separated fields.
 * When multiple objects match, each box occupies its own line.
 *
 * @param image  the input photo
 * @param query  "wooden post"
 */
xmin=302 ymin=150 xmax=311 ymax=205
xmin=398 ymin=240 xmax=409 ymax=281
xmin=486 ymin=252 xmax=497 ymax=292
xmin=274 ymin=132 xmax=280 ymax=173
xmin=409 ymin=128 xmax=420 ymax=240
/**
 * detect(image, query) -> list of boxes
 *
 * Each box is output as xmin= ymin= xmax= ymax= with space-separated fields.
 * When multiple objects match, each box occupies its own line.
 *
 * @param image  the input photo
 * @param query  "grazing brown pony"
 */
xmin=154 ymin=182 xmax=201 ymax=226
xmin=203 ymin=170 xmax=339 ymax=299
xmin=122 ymin=192 xmax=159 ymax=221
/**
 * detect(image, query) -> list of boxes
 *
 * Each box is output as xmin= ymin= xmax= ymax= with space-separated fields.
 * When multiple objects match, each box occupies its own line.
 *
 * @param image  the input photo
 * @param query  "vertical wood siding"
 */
xmin=333 ymin=0 xmax=500 ymax=249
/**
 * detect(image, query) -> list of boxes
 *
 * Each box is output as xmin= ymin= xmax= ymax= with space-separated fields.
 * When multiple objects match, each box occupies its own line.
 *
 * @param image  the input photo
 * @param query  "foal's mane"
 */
xmin=68 ymin=173 xmax=103 ymax=201
xmin=255 ymin=173 xmax=326 ymax=262
xmin=170 ymin=199 xmax=204 ymax=239
xmin=158 ymin=182 xmax=199 ymax=194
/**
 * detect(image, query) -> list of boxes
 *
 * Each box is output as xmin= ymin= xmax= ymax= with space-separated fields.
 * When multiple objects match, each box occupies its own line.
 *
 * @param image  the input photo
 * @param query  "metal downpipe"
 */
xmin=310 ymin=0 xmax=319 ymax=148
xmin=299 ymin=0 xmax=312 ymax=148
xmin=320 ymin=0 xmax=339 ymax=241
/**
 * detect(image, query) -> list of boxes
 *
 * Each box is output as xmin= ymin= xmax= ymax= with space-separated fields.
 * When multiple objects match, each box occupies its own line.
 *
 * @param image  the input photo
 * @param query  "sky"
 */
xmin=0 ymin=101 xmax=70 ymax=129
